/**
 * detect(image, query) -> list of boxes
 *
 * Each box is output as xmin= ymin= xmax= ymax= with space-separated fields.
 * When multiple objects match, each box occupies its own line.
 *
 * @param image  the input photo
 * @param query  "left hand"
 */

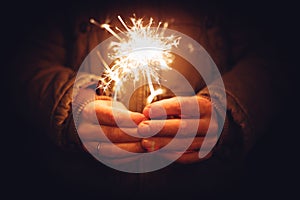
xmin=138 ymin=96 xmax=219 ymax=164
xmin=78 ymin=99 xmax=146 ymax=165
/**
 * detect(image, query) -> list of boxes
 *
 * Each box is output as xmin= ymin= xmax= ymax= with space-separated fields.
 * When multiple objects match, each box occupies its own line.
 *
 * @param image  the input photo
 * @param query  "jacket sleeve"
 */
xmin=198 ymin=18 xmax=280 ymax=159
xmin=200 ymin=52 xmax=278 ymax=159
xmin=15 ymin=16 xmax=96 ymax=151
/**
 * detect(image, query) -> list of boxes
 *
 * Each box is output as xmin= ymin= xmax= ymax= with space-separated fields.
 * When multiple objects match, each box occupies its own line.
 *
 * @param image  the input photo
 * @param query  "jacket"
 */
xmin=14 ymin=1 xmax=280 ymax=195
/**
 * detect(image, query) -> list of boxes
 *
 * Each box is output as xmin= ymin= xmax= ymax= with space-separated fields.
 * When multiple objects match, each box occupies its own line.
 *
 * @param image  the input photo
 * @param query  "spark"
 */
xmin=91 ymin=16 xmax=181 ymax=104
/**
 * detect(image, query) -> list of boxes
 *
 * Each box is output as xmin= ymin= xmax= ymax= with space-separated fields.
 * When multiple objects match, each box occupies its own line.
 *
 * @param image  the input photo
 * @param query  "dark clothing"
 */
xmin=12 ymin=0 xmax=284 ymax=198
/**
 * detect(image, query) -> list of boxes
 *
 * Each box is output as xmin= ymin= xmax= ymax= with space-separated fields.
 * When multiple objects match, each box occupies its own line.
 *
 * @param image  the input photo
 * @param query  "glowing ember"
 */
xmin=90 ymin=15 xmax=181 ymax=104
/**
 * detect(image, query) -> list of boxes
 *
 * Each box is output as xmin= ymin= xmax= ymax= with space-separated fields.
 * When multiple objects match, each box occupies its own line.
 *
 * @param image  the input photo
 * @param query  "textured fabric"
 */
xmin=15 ymin=3 xmax=278 ymax=160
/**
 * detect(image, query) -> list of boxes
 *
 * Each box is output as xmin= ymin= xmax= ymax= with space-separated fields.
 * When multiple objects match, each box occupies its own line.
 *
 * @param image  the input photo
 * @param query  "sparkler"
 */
xmin=90 ymin=15 xmax=181 ymax=105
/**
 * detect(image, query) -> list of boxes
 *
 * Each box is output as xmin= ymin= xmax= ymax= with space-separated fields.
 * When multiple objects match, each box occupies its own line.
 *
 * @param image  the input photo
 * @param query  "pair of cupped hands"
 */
xmin=78 ymin=96 xmax=219 ymax=164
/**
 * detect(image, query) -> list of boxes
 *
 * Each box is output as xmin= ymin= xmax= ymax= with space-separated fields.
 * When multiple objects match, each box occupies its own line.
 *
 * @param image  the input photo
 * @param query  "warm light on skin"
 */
xmin=90 ymin=16 xmax=181 ymax=101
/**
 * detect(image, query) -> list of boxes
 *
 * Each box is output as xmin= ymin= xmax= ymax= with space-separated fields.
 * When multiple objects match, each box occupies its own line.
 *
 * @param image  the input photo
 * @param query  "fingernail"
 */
xmin=142 ymin=106 xmax=150 ymax=118
xmin=142 ymin=140 xmax=157 ymax=152
xmin=138 ymin=122 xmax=150 ymax=135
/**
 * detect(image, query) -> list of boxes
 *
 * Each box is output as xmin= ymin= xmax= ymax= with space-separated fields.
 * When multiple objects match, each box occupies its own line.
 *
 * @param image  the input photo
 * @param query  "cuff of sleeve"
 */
xmin=67 ymin=83 xmax=112 ymax=151
xmin=57 ymin=88 xmax=96 ymax=151
xmin=198 ymin=87 xmax=244 ymax=160
xmin=72 ymin=83 xmax=112 ymax=127
xmin=72 ymin=88 xmax=97 ymax=128
xmin=212 ymin=112 xmax=244 ymax=161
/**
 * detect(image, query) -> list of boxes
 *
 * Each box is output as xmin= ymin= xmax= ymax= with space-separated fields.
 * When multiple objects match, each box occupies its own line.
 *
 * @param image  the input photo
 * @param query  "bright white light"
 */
xmin=91 ymin=16 xmax=181 ymax=103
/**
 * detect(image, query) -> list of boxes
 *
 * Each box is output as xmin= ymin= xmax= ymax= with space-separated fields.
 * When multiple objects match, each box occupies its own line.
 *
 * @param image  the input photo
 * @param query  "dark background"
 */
xmin=2 ymin=0 xmax=298 ymax=199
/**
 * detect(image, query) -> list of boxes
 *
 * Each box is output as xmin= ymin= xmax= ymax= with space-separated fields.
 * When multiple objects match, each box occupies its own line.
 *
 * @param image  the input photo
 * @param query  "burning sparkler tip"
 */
xmin=89 ymin=18 xmax=95 ymax=23
xmin=90 ymin=18 xmax=102 ymax=28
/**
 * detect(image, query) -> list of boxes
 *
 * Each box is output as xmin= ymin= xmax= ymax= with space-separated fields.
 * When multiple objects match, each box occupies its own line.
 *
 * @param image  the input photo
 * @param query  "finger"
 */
xmin=83 ymin=100 xmax=146 ymax=127
xmin=138 ymin=118 xmax=218 ymax=137
xmin=78 ymin=123 xmax=141 ymax=142
xmin=85 ymin=142 xmax=145 ymax=158
xmin=161 ymin=151 xmax=212 ymax=164
xmin=141 ymin=137 xmax=217 ymax=152
xmin=143 ymin=96 xmax=212 ymax=119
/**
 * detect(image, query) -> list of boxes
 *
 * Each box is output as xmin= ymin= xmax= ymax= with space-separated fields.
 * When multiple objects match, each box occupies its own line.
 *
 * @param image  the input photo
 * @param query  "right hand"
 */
xmin=77 ymin=98 xmax=146 ymax=164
